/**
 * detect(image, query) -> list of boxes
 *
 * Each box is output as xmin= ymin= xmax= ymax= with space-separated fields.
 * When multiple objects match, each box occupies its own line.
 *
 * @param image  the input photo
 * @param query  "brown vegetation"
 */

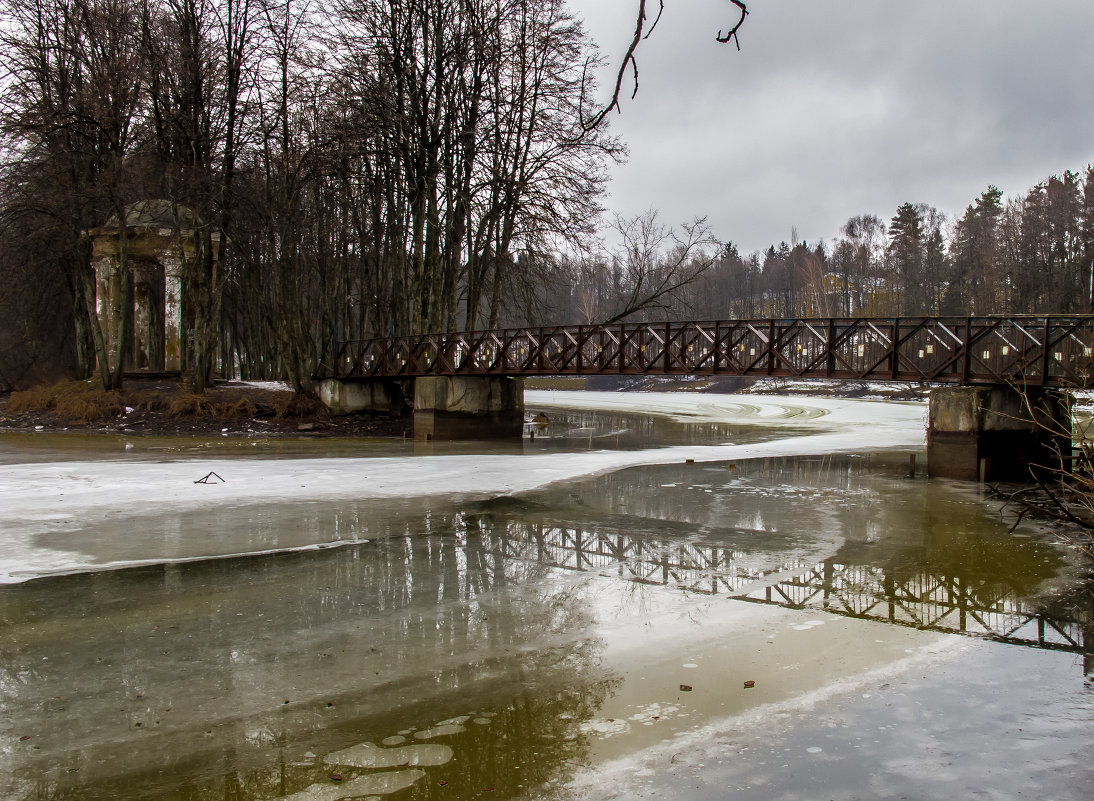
xmin=0 ymin=378 xmax=397 ymax=437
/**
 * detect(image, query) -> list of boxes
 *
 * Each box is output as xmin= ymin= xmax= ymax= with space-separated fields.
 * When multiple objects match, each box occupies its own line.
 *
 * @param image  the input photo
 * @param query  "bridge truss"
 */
xmin=327 ymin=316 xmax=1094 ymax=386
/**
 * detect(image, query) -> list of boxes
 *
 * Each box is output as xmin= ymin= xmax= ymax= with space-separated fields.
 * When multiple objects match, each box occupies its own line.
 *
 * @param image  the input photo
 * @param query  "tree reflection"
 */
xmin=0 ymin=524 xmax=615 ymax=801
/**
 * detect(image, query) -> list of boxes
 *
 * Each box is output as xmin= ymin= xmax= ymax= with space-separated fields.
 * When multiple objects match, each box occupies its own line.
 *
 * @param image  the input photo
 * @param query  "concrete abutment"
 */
xmin=315 ymin=378 xmax=407 ymax=416
xmin=927 ymin=385 xmax=1072 ymax=481
xmin=412 ymin=376 xmax=524 ymax=441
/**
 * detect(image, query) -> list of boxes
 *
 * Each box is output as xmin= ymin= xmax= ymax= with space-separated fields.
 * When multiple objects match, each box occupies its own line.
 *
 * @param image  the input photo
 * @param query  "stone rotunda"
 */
xmin=88 ymin=200 xmax=220 ymax=373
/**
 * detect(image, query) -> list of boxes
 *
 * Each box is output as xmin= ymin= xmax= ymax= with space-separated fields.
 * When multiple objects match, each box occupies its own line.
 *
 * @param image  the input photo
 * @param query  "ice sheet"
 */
xmin=0 ymin=393 xmax=925 ymax=583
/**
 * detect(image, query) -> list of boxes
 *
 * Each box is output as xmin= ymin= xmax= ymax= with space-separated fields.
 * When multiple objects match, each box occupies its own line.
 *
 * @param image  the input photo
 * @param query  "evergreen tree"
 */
xmin=1081 ymin=166 xmax=1094 ymax=312
xmin=888 ymin=202 xmax=924 ymax=313
xmin=947 ymin=186 xmax=1003 ymax=313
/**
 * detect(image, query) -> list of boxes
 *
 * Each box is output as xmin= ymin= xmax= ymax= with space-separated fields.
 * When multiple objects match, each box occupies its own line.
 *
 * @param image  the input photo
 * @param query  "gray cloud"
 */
xmin=572 ymin=0 xmax=1094 ymax=252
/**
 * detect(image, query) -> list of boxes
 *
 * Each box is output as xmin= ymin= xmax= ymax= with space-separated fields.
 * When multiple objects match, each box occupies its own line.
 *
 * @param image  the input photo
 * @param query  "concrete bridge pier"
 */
xmin=317 ymin=376 xmax=524 ymax=440
xmin=927 ymin=385 xmax=1072 ymax=481
xmin=413 ymin=376 xmax=524 ymax=441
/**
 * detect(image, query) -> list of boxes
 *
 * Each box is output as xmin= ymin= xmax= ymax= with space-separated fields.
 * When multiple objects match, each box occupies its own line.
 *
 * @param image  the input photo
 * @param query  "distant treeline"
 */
xmin=0 ymin=0 xmax=1091 ymax=392
xmin=537 ymin=168 xmax=1094 ymax=327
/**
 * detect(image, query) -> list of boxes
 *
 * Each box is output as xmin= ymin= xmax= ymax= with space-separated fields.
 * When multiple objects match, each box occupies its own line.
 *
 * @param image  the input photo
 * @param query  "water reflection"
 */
xmin=1 ymin=531 xmax=617 ymax=801
xmin=2 ymin=453 xmax=1091 ymax=801
xmin=447 ymin=517 xmax=1089 ymax=653
xmin=504 ymin=455 xmax=1092 ymax=655
xmin=522 ymin=407 xmax=812 ymax=451
xmin=0 ymin=406 xmax=808 ymax=466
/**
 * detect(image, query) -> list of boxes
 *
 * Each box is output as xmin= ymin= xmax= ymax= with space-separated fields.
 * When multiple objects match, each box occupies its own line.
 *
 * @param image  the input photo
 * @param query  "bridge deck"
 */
xmin=325 ymin=316 xmax=1094 ymax=387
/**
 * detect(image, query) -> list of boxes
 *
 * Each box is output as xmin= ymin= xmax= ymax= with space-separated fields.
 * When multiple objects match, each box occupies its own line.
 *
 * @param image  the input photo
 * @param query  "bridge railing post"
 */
xmin=618 ymin=323 xmax=625 ymax=374
xmin=713 ymin=321 xmax=722 ymax=373
xmin=891 ymin=318 xmax=900 ymax=379
xmin=961 ymin=316 xmax=972 ymax=383
xmin=826 ymin=318 xmax=836 ymax=377
xmin=1040 ymin=317 xmax=1051 ymax=386
xmin=767 ymin=319 xmax=776 ymax=375
xmin=576 ymin=325 xmax=583 ymax=373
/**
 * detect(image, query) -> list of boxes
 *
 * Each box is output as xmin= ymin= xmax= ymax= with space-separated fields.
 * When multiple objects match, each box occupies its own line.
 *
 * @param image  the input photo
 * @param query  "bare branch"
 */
xmin=597 ymin=210 xmax=720 ymax=325
xmin=581 ymin=1 xmax=748 ymax=132
xmin=716 ymin=0 xmax=749 ymax=49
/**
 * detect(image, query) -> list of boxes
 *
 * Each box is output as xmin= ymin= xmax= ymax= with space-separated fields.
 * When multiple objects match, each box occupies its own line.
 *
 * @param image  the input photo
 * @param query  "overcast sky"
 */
xmin=569 ymin=0 xmax=1094 ymax=254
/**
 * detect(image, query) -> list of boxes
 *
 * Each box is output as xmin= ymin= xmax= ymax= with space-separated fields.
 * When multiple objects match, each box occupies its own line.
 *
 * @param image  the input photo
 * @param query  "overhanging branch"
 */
xmin=581 ymin=1 xmax=749 ymax=132
xmin=716 ymin=0 xmax=749 ymax=48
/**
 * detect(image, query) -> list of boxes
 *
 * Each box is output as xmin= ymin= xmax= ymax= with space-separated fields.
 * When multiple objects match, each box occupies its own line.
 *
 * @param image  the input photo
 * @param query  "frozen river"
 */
xmin=0 ymin=392 xmax=1091 ymax=800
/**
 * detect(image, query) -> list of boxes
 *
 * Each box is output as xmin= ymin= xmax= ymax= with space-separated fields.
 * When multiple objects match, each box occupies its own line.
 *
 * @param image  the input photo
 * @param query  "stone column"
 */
xmin=413 ymin=376 xmax=524 ymax=440
xmin=927 ymin=385 xmax=1072 ymax=481
xmin=163 ymin=255 xmax=183 ymax=372
xmin=106 ymin=259 xmax=131 ymax=377
xmin=131 ymin=261 xmax=161 ymax=371
xmin=93 ymin=255 xmax=113 ymax=367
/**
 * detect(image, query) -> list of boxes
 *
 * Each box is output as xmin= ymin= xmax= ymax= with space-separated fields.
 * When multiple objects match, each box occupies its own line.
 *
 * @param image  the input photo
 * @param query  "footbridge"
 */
xmin=317 ymin=316 xmax=1093 ymax=480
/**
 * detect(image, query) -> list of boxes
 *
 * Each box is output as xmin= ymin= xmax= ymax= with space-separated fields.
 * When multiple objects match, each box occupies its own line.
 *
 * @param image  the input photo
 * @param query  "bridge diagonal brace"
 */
xmin=767 ymin=320 xmax=813 ymax=376
xmin=484 ymin=332 xmax=507 ymax=372
xmin=926 ymin=319 xmax=1002 ymax=382
xmin=721 ymin=327 xmax=755 ymax=373
xmin=818 ymin=319 xmax=869 ymax=376
xmin=1036 ymin=319 xmax=1087 ymax=384
xmin=548 ymin=328 xmax=584 ymax=373
xmin=890 ymin=319 xmax=936 ymax=378
xmin=458 ymin=331 xmax=491 ymax=373
xmin=797 ymin=320 xmax=846 ymax=376
xmin=516 ymin=329 xmax=548 ymax=373
xmin=859 ymin=319 xmax=930 ymax=379
xmin=420 ymin=335 xmax=451 ymax=376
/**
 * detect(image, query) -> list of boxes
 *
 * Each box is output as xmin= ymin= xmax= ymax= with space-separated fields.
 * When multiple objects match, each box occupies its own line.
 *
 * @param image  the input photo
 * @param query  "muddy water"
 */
xmin=0 ymin=406 xmax=809 ymax=465
xmin=1 ymin=422 xmax=1092 ymax=800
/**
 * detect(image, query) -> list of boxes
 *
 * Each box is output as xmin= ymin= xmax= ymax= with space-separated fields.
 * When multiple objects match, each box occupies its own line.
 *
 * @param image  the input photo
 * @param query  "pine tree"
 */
xmin=948 ymin=186 xmax=1003 ymax=314
xmin=888 ymin=202 xmax=924 ymax=313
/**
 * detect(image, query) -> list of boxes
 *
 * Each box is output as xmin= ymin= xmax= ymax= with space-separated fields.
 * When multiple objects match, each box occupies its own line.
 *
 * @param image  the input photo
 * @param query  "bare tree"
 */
xmin=994 ymin=389 xmax=1093 ymax=562
xmin=597 ymin=210 xmax=719 ymax=324
xmin=0 ymin=0 xmax=150 ymax=390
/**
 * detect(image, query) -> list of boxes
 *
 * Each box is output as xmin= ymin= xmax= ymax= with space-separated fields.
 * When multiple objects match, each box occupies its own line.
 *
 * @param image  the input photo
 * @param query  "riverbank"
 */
xmin=0 ymin=375 xmax=929 ymax=441
xmin=0 ymin=378 xmax=411 ymax=438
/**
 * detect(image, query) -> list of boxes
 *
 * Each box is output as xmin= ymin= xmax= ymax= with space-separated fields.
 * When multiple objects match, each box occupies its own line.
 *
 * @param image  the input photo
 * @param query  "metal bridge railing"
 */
xmin=324 ymin=316 xmax=1094 ymax=387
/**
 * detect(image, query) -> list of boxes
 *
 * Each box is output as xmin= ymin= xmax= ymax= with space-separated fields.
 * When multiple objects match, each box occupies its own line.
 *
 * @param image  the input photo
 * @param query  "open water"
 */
xmin=0 ymin=403 xmax=1091 ymax=800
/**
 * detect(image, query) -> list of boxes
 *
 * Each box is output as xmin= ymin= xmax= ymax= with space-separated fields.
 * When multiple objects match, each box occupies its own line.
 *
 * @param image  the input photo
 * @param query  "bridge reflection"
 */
xmin=5 ymin=491 xmax=1092 ymax=800
xmin=452 ymin=518 xmax=1092 ymax=659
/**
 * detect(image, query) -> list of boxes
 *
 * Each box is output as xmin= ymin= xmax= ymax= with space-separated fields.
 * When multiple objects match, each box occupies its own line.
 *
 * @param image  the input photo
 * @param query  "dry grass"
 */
xmin=224 ymin=396 xmax=257 ymax=418
xmin=168 ymin=393 xmax=218 ymax=417
xmin=6 ymin=379 xmax=326 ymax=424
xmin=8 ymin=380 xmax=126 ymax=423
xmin=270 ymin=392 xmax=329 ymax=419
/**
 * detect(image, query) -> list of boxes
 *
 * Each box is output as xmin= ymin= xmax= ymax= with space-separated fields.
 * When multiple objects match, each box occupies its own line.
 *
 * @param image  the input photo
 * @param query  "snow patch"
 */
xmin=0 ymin=393 xmax=925 ymax=584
